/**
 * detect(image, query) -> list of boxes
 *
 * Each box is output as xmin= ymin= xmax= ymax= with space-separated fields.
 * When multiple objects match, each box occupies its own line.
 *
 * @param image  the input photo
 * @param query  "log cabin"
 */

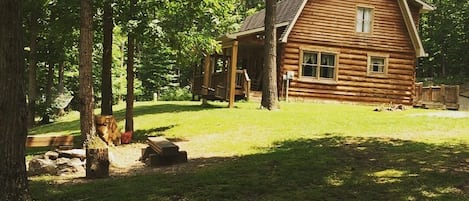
xmin=192 ymin=0 xmax=434 ymax=107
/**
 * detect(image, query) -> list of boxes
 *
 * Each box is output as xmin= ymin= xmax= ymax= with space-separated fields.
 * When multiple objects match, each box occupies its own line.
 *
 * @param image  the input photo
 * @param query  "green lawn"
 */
xmin=29 ymin=101 xmax=469 ymax=200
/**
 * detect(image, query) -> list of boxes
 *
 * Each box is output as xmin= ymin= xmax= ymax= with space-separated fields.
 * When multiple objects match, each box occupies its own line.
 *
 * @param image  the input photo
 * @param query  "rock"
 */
xmin=56 ymin=157 xmax=71 ymax=165
xmin=28 ymin=158 xmax=57 ymax=176
xmin=45 ymin=151 xmax=59 ymax=160
xmin=32 ymin=154 xmax=45 ymax=160
xmin=57 ymin=158 xmax=86 ymax=176
xmin=69 ymin=158 xmax=85 ymax=168
xmin=58 ymin=149 xmax=86 ymax=160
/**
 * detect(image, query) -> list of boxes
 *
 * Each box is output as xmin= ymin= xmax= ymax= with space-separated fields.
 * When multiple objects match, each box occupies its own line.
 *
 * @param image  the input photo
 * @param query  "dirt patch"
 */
xmin=459 ymin=95 xmax=469 ymax=111
xmin=28 ymin=141 xmax=236 ymax=184
xmin=410 ymin=111 xmax=469 ymax=118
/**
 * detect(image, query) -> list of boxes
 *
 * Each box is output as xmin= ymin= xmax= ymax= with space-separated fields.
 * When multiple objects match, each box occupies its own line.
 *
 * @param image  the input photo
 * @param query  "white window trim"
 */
xmin=367 ymin=53 xmax=389 ymax=77
xmin=356 ymin=6 xmax=374 ymax=34
xmin=299 ymin=48 xmax=339 ymax=83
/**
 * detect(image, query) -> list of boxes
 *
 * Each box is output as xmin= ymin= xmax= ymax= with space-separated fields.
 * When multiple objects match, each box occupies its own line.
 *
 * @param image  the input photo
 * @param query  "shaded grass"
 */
xmin=28 ymin=101 xmax=469 ymax=200
xmin=30 ymin=137 xmax=469 ymax=200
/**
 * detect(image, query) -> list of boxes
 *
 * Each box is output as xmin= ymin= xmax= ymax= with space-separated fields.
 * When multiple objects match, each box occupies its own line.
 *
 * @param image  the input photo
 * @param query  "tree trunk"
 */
xmin=79 ymin=0 xmax=96 ymax=144
xmin=261 ymin=0 xmax=279 ymax=110
xmin=126 ymin=37 xmax=135 ymax=133
xmin=101 ymin=0 xmax=113 ymax=116
xmin=41 ymin=62 xmax=55 ymax=124
xmin=57 ymin=61 xmax=65 ymax=116
xmin=27 ymin=12 xmax=39 ymax=128
xmin=125 ymin=0 xmax=136 ymax=133
xmin=0 ymin=0 xmax=32 ymax=200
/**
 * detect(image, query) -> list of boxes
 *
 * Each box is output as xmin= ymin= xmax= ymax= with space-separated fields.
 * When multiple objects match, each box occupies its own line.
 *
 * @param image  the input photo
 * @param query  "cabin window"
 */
xmin=301 ymin=51 xmax=336 ymax=80
xmin=302 ymin=52 xmax=318 ymax=77
xmin=367 ymin=54 xmax=389 ymax=76
xmin=320 ymin=54 xmax=335 ymax=79
xmin=356 ymin=7 xmax=373 ymax=33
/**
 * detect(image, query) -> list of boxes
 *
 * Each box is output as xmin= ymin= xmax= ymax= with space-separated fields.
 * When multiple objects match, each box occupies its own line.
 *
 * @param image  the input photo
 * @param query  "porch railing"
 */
xmin=192 ymin=70 xmax=251 ymax=101
xmin=212 ymin=71 xmax=227 ymax=99
xmin=236 ymin=69 xmax=251 ymax=100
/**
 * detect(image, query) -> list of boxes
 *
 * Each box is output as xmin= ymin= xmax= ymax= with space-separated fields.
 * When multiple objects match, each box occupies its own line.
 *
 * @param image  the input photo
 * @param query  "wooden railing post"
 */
xmin=228 ymin=41 xmax=238 ymax=108
xmin=244 ymin=69 xmax=251 ymax=101
xmin=202 ymin=55 xmax=211 ymax=96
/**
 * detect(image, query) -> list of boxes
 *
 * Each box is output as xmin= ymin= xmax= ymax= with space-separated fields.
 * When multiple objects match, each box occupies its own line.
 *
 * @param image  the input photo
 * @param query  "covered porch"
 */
xmin=192 ymin=36 xmax=266 ymax=108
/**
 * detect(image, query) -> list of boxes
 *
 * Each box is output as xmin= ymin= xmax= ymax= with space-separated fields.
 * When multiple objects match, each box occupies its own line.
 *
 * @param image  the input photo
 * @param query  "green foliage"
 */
xmin=158 ymin=87 xmax=192 ymax=101
xmin=419 ymin=0 xmax=469 ymax=80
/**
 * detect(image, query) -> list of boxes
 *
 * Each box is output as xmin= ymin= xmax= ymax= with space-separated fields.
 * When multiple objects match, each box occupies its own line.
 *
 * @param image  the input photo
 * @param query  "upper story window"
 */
xmin=301 ymin=51 xmax=337 ymax=80
xmin=356 ymin=7 xmax=373 ymax=33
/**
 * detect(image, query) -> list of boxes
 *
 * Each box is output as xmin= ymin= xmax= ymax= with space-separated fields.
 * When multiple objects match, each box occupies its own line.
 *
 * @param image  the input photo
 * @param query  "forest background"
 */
xmin=23 ymin=0 xmax=468 ymax=124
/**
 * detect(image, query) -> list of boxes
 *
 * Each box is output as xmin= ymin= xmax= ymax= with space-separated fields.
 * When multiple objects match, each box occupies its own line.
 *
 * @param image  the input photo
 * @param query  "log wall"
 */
xmin=282 ymin=0 xmax=421 ymax=105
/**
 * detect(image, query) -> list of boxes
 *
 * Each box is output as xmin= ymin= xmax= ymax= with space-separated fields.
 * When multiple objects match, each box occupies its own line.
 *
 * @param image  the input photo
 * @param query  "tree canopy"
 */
xmin=21 ymin=0 xmax=468 ymax=123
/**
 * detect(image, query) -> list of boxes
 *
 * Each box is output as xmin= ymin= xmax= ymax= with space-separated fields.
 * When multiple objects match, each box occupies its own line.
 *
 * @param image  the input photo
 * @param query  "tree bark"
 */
xmin=41 ymin=62 xmax=55 ymax=124
xmin=27 ymin=11 xmax=39 ymax=128
xmin=101 ymin=0 xmax=113 ymax=116
xmin=0 ymin=0 xmax=32 ymax=200
xmin=261 ymin=0 xmax=280 ymax=110
xmin=125 ymin=0 xmax=136 ymax=133
xmin=57 ymin=61 xmax=65 ymax=116
xmin=86 ymin=148 xmax=109 ymax=178
xmin=79 ymin=0 xmax=96 ymax=143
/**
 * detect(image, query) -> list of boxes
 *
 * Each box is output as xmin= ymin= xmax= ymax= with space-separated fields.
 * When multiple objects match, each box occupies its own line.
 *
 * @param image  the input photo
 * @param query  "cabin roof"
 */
xmin=227 ymin=0 xmax=434 ymax=57
xmin=239 ymin=0 xmax=305 ymax=32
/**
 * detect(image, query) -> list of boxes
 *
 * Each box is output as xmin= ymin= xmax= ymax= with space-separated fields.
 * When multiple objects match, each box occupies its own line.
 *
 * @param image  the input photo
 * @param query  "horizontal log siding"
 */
xmin=283 ymin=0 xmax=417 ymax=105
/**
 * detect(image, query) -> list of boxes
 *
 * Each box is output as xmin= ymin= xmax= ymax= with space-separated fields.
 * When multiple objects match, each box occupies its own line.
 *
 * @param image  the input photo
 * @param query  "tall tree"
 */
xmin=57 ymin=61 xmax=66 ymax=116
xmin=41 ymin=62 xmax=54 ymax=124
xmin=261 ymin=0 xmax=279 ymax=110
xmin=79 ymin=0 xmax=96 ymax=143
xmin=0 ymin=0 xmax=32 ymax=200
xmin=101 ymin=0 xmax=114 ymax=115
xmin=23 ymin=0 xmax=46 ymax=128
xmin=26 ymin=3 xmax=40 ymax=128
xmin=125 ymin=0 xmax=136 ymax=133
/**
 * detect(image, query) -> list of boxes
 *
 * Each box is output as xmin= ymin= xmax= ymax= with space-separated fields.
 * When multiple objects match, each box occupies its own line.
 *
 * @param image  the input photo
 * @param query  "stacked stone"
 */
xmin=28 ymin=149 xmax=86 ymax=176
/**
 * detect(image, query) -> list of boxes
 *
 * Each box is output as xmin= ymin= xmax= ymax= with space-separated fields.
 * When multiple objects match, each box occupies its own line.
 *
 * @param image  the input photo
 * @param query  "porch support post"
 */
xmin=228 ymin=41 xmax=238 ymax=108
xmin=202 ymin=55 xmax=211 ymax=105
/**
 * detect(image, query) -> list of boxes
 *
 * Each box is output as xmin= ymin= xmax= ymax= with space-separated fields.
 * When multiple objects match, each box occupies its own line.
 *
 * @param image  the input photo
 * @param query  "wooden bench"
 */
xmin=26 ymin=135 xmax=74 ymax=149
xmin=141 ymin=137 xmax=187 ymax=166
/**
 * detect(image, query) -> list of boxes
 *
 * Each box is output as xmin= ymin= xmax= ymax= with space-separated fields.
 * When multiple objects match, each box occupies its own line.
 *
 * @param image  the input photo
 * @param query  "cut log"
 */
xmin=86 ymin=148 xmax=109 ymax=179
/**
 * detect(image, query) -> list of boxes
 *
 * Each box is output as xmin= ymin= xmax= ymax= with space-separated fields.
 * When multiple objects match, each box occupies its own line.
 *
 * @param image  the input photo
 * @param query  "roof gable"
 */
xmin=239 ymin=0 xmax=305 ymax=32
xmin=234 ymin=0 xmax=434 ymax=57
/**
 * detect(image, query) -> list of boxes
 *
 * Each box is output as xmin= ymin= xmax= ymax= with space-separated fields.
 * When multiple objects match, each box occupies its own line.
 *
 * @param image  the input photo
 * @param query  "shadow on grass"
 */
xmin=133 ymin=125 xmax=178 ymax=142
xmin=27 ymin=103 xmax=218 ymax=155
xmin=30 ymin=136 xmax=469 ymax=201
xmin=30 ymin=103 xmax=222 ymax=135
xmin=112 ymin=103 xmax=224 ymax=121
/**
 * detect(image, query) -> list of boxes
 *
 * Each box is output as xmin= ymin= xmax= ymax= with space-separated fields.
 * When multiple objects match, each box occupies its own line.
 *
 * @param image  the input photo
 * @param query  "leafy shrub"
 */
xmin=158 ymin=87 xmax=192 ymax=101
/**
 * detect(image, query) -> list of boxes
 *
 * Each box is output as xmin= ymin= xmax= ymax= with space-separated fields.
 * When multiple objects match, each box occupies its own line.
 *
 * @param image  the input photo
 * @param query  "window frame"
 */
xmin=355 ymin=6 xmax=374 ymax=34
xmin=299 ymin=48 xmax=339 ymax=83
xmin=367 ymin=53 xmax=389 ymax=77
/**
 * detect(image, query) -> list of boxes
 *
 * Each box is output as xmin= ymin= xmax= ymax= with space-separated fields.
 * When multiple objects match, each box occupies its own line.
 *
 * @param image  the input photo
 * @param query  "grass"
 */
xmin=29 ymin=101 xmax=469 ymax=200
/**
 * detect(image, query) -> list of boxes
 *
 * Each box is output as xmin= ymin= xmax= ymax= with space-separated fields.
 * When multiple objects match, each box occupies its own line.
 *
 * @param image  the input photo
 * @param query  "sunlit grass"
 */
xmin=29 ymin=101 xmax=469 ymax=200
xmin=30 ymin=101 xmax=469 ymax=155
